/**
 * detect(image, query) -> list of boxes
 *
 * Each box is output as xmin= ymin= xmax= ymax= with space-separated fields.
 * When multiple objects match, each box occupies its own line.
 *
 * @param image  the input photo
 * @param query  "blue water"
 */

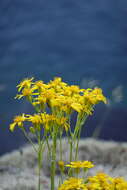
xmin=0 ymin=0 xmax=127 ymax=155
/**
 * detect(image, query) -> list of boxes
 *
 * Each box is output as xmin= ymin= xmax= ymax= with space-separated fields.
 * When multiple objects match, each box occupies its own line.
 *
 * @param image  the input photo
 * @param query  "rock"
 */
xmin=0 ymin=138 xmax=127 ymax=189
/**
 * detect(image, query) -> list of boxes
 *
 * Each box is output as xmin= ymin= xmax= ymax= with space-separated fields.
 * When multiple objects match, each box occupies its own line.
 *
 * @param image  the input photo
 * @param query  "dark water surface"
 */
xmin=0 ymin=0 xmax=127 ymax=155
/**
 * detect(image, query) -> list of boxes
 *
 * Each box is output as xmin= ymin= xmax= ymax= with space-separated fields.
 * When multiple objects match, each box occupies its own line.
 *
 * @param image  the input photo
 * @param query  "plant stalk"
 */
xmin=38 ymin=150 xmax=41 ymax=190
xmin=51 ymin=131 xmax=57 ymax=190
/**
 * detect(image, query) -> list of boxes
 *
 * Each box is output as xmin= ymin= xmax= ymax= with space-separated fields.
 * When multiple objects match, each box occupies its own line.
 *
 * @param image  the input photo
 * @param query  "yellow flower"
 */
xmin=56 ymin=117 xmax=70 ymax=131
xmin=86 ymin=183 xmax=101 ymax=190
xmin=16 ymin=77 xmax=34 ymax=92
xmin=22 ymin=88 xmax=34 ymax=96
xmin=58 ymin=161 xmax=64 ymax=171
xmin=71 ymin=102 xmax=83 ymax=113
xmin=34 ymin=80 xmax=44 ymax=88
xmin=48 ymin=77 xmax=67 ymax=94
xmin=40 ymin=113 xmax=56 ymax=130
xmin=32 ymin=80 xmax=50 ymax=91
xmin=113 ymin=177 xmax=127 ymax=190
xmin=10 ymin=114 xmax=26 ymax=131
xmin=49 ymin=97 xmax=62 ymax=107
xmin=38 ymin=89 xmax=56 ymax=105
xmin=61 ymin=105 xmax=72 ymax=114
xmin=63 ymin=85 xmax=80 ymax=96
xmin=26 ymin=114 xmax=42 ymax=125
xmin=32 ymin=95 xmax=47 ymax=108
xmin=68 ymin=85 xmax=80 ymax=94
xmin=66 ymin=161 xmax=94 ymax=169
xmin=58 ymin=177 xmax=88 ymax=190
xmin=49 ymin=77 xmax=67 ymax=88
xmin=15 ymin=87 xmax=38 ymax=99
xmin=87 ymin=172 xmax=114 ymax=190
xmin=49 ymin=95 xmax=73 ymax=114
xmin=84 ymin=88 xmax=107 ymax=105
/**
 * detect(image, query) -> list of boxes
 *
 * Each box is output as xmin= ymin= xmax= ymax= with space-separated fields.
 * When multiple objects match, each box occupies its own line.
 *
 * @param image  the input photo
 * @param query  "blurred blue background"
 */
xmin=0 ymin=0 xmax=127 ymax=155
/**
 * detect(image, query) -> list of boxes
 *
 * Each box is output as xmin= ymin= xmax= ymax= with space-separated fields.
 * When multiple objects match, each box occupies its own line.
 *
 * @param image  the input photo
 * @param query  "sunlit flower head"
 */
xmin=16 ymin=77 xmax=34 ymax=92
xmin=15 ymin=87 xmax=38 ymax=99
xmin=10 ymin=113 xmax=26 ymax=131
xmin=26 ymin=114 xmax=42 ymax=125
xmin=58 ymin=177 xmax=87 ymax=190
xmin=66 ymin=161 xmax=94 ymax=169
xmin=58 ymin=160 xmax=64 ymax=171
xmin=48 ymin=77 xmax=67 ymax=91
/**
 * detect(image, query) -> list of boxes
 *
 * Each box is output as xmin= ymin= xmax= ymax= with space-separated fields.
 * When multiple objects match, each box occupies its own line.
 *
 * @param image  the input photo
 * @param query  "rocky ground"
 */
xmin=0 ymin=138 xmax=127 ymax=190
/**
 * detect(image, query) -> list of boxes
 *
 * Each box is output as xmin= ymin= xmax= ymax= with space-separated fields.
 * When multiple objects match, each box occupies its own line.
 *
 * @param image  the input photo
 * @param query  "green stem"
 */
xmin=51 ymin=130 xmax=57 ymax=190
xmin=22 ymin=128 xmax=38 ymax=153
xmin=75 ymin=124 xmax=82 ymax=161
xmin=73 ymin=114 xmax=81 ymax=140
xmin=38 ymin=150 xmax=41 ymax=190
xmin=46 ymin=135 xmax=51 ymax=157
xmin=69 ymin=140 xmax=73 ymax=162
xmin=68 ymin=139 xmax=73 ymax=177
xmin=37 ymin=131 xmax=43 ymax=190
xmin=75 ymin=115 xmax=87 ymax=161
xmin=59 ymin=130 xmax=64 ymax=184
xmin=60 ymin=130 xmax=63 ymax=161
xmin=66 ymin=115 xmax=73 ymax=162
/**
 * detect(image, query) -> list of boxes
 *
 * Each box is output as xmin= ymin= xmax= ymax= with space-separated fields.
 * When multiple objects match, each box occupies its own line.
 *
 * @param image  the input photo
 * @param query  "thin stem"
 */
xmin=68 ymin=139 xmax=73 ymax=177
xmin=67 ymin=115 xmax=73 ymax=163
xmin=75 ymin=115 xmax=87 ymax=161
xmin=38 ymin=150 xmax=41 ymax=190
xmin=37 ymin=130 xmax=44 ymax=190
xmin=75 ymin=124 xmax=82 ymax=161
xmin=46 ymin=135 xmax=51 ymax=156
xmin=60 ymin=170 xmax=64 ymax=184
xmin=59 ymin=130 xmax=63 ymax=161
xmin=22 ymin=128 xmax=38 ymax=153
xmin=69 ymin=140 xmax=73 ymax=162
xmin=73 ymin=114 xmax=81 ymax=140
xmin=51 ymin=129 xmax=57 ymax=190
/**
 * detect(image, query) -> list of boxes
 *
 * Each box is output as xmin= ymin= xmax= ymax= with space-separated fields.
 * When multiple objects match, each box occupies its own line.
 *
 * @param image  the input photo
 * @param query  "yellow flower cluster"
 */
xmin=10 ymin=114 xmax=26 ymax=132
xmin=58 ymin=177 xmax=87 ymax=190
xmin=113 ymin=177 xmax=127 ymax=190
xmin=9 ymin=77 xmax=127 ymax=190
xmin=87 ymin=172 xmax=127 ymax=190
xmin=87 ymin=172 xmax=113 ymax=190
xmin=15 ymin=77 xmax=106 ymax=116
xmin=10 ymin=77 xmax=106 ymax=133
xmin=58 ymin=173 xmax=127 ymax=190
xmin=10 ymin=113 xmax=69 ymax=132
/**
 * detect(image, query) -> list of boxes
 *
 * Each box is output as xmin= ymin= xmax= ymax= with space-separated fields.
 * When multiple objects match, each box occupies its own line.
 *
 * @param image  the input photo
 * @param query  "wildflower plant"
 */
xmin=10 ymin=77 xmax=127 ymax=190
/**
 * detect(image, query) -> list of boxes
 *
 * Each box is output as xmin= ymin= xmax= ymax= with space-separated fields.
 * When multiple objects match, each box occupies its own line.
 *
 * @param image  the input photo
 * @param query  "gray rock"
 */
xmin=0 ymin=138 xmax=127 ymax=189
